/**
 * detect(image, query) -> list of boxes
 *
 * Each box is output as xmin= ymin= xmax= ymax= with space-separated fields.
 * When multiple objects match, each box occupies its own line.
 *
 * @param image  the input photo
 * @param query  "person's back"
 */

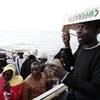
xmin=38 ymin=53 xmax=48 ymax=72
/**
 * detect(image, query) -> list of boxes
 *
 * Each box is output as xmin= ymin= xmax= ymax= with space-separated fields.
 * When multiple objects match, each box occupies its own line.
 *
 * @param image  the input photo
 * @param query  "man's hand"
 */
xmin=48 ymin=63 xmax=68 ymax=80
xmin=62 ymin=32 xmax=70 ymax=47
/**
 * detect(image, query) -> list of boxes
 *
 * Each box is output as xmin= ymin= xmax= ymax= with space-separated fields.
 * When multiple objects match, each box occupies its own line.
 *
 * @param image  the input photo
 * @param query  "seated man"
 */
xmin=22 ymin=61 xmax=47 ymax=100
xmin=0 ymin=64 xmax=23 ymax=100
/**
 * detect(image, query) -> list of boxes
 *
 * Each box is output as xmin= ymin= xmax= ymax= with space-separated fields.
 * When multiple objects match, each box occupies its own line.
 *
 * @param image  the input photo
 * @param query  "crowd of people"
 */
xmin=0 ymin=19 xmax=100 ymax=100
xmin=0 ymin=50 xmax=60 ymax=100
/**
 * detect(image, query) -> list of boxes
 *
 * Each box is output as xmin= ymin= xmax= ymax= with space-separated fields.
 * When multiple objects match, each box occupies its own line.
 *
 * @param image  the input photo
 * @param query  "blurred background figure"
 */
xmin=30 ymin=48 xmax=38 ymax=57
xmin=38 ymin=53 xmax=48 ymax=63
xmin=38 ymin=53 xmax=48 ymax=72
xmin=0 ymin=53 xmax=8 ymax=74
xmin=54 ymin=48 xmax=71 ymax=72
xmin=12 ymin=53 xmax=17 ymax=62
xmin=15 ymin=52 xmax=26 ymax=74
xmin=20 ymin=54 xmax=38 ymax=79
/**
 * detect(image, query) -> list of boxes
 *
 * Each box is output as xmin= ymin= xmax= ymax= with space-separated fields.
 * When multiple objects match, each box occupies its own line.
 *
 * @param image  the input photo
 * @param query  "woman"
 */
xmin=0 ymin=64 xmax=23 ymax=100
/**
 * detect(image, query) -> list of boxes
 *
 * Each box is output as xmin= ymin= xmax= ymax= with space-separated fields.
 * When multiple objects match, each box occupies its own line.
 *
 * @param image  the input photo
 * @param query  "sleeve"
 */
xmin=22 ymin=81 xmax=30 ymax=100
xmin=10 ymin=83 xmax=23 ymax=100
xmin=62 ymin=65 xmax=100 ymax=96
xmin=62 ymin=45 xmax=100 ymax=96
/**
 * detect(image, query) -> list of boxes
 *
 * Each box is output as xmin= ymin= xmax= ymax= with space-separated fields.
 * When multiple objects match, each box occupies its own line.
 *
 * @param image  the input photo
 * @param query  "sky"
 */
xmin=0 ymin=0 xmax=99 ymax=31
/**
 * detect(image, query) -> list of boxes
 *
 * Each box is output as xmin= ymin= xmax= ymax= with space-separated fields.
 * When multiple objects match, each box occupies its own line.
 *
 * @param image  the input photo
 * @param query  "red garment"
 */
xmin=0 ymin=76 xmax=23 ymax=100
xmin=0 ymin=64 xmax=23 ymax=100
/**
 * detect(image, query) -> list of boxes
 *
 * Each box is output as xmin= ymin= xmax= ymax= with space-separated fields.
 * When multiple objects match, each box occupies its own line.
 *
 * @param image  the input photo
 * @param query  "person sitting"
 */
xmin=22 ymin=61 xmax=47 ymax=100
xmin=0 ymin=64 xmax=23 ymax=100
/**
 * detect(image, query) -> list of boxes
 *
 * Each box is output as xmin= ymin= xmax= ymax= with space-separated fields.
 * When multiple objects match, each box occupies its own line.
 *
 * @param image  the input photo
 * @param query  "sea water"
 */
xmin=0 ymin=30 xmax=81 ymax=62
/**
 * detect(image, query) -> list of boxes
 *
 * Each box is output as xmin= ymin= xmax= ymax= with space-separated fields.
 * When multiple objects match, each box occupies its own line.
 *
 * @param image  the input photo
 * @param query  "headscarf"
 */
xmin=1 ymin=64 xmax=23 ymax=86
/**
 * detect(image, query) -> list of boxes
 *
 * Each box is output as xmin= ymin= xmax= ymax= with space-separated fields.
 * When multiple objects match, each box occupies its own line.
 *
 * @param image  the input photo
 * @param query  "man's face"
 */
xmin=76 ymin=22 xmax=97 ymax=44
xmin=18 ymin=53 xmax=24 ymax=58
xmin=31 ymin=64 xmax=41 ymax=77
xmin=3 ymin=70 xmax=13 ymax=82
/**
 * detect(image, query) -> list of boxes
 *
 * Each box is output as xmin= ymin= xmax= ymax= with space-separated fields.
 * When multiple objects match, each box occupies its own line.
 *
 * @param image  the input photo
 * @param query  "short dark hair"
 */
xmin=31 ymin=61 xmax=41 ymax=67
